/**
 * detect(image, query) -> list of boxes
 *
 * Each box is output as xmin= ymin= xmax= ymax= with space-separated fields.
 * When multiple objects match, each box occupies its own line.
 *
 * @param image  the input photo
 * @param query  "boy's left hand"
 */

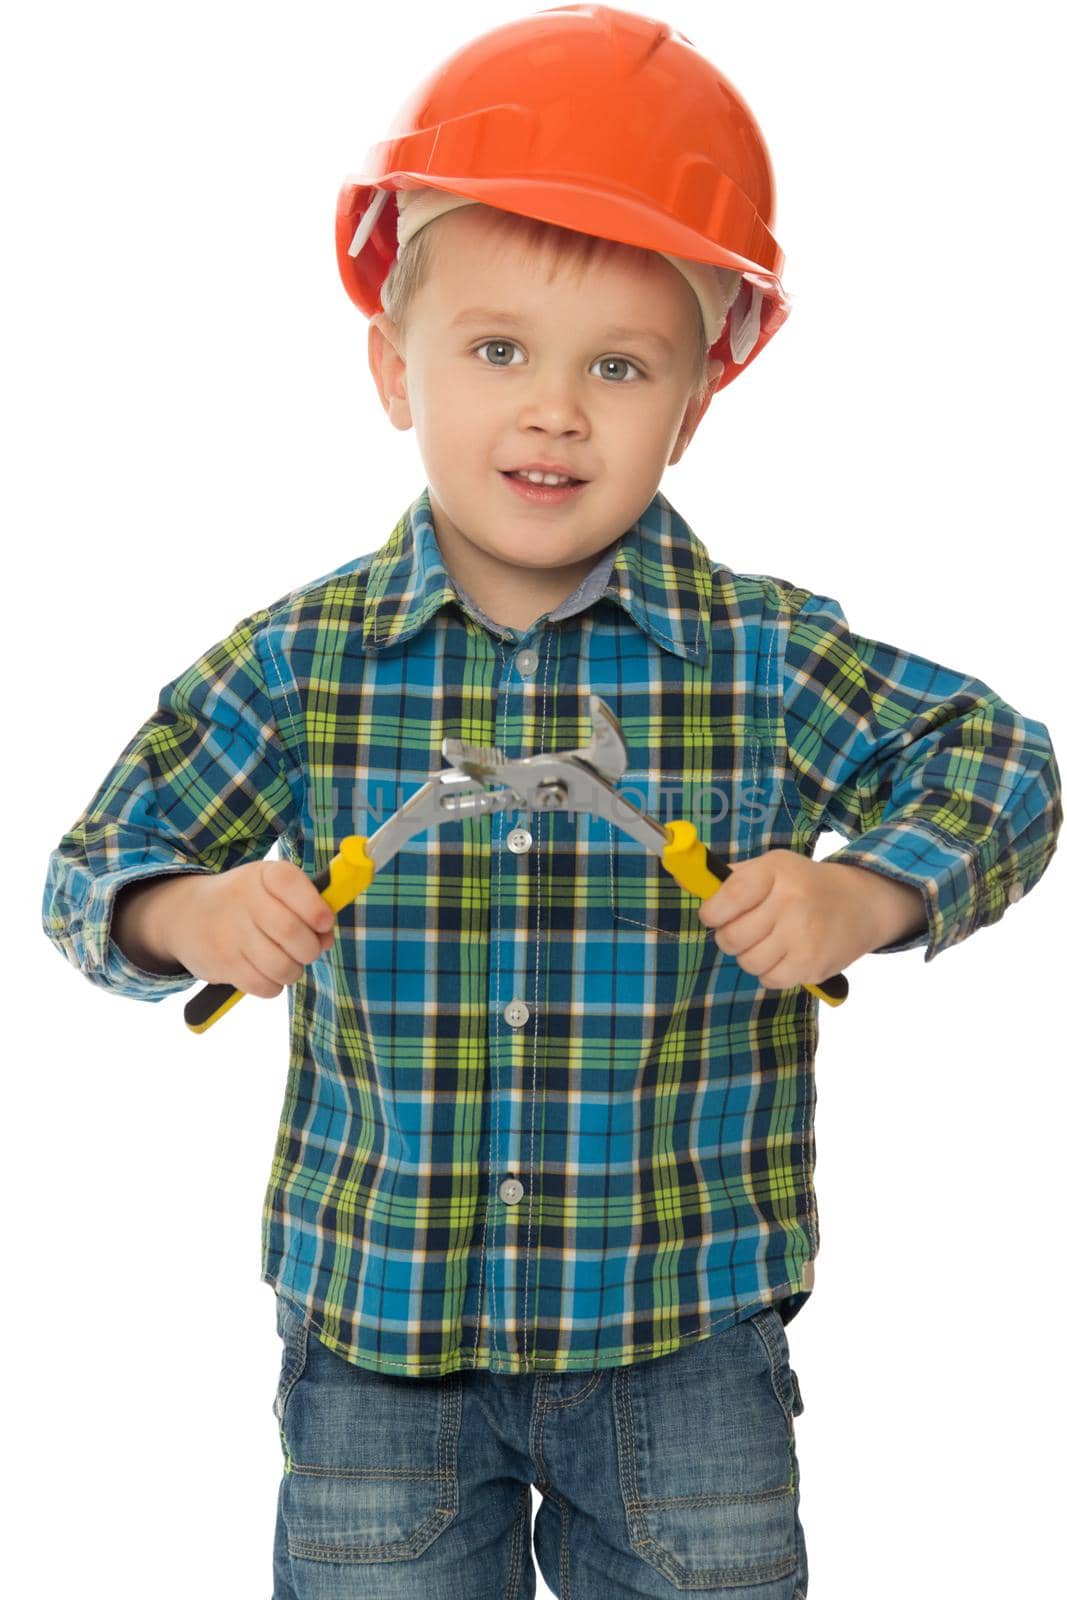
xmin=696 ymin=851 xmax=926 ymax=990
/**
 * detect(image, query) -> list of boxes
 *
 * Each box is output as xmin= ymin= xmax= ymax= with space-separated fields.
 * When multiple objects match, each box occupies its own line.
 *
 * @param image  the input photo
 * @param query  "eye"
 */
xmin=590 ymin=355 xmax=642 ymax=383
xmin=473 ymin=339 xmax=524 ymax=367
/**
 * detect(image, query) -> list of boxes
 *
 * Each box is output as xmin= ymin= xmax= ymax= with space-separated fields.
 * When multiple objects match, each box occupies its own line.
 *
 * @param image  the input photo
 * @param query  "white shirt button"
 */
xmin=504 ymin=999 xmax=529 ymax=1028
xmin=507 ymin=827 xmax=533 ymax=854
xmin=515 ymin=649 xmax=539 ymax=677
xmin=499 ymin=1177 xmax=525 ymax=1204
xmin=1007 ymin=881 xmax=1024 ymax=905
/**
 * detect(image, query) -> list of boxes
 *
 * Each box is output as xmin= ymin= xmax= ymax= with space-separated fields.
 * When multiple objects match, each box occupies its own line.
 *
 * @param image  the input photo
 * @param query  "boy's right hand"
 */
xmin=165 ymin=859 xmax=336 ymax=998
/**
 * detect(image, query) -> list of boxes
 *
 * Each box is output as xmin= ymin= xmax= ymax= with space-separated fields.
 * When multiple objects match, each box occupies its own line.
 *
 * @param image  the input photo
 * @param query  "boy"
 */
xmin=42 ymin=7 xmax=1061 ymax=1598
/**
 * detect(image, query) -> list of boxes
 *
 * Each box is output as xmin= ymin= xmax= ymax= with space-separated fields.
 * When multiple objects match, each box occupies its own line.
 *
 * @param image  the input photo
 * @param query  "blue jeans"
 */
xmin=272 ymin=1293 xmax=807 ymax=1599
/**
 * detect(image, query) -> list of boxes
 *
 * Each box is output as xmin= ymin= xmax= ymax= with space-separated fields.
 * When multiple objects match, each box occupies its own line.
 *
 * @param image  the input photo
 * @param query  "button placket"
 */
xmin=483 ymin=636 xmax=547 ymax=1350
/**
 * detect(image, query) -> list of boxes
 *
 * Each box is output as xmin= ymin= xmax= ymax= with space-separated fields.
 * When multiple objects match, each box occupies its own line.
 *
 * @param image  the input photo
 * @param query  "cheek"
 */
xmin=424 ymin=369 xmax=494 ymax=436
xmin=602 ymin=391 xmax=682 ymax=444
xmin=609 ymin=424 xmax=677 ymax=478
xmin=411 ymin=390 xmax=476 ymax=458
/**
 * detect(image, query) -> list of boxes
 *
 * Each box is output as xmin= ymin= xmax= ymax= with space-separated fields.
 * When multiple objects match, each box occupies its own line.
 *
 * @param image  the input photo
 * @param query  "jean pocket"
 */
xmin=273 ymin=1294 xmax=309 ymax=1432
xmin=614 ymin=1316 xmax=800 ymax=1592
xmin=272 ymin=1295 xmax=461 ymax=1565
xmin=747 ymin=1305 xmax=804 ymax=1430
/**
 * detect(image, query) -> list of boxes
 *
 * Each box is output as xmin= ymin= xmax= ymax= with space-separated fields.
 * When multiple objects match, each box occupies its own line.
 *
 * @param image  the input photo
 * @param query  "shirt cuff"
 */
xmin=820 ymin=818 xmax=980 ymax=962
xmin=87 ymin=866 xmax=209 ymax=1000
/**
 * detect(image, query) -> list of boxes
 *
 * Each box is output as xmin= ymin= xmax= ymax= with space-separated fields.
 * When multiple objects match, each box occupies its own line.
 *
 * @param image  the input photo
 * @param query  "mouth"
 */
xmin=500 ymin=470 xmax=589 ymax=506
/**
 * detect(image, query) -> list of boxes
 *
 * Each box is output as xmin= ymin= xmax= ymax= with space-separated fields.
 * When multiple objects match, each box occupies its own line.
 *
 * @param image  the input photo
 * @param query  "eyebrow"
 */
xmin=449 ymin=308 xmax=675 ymax=354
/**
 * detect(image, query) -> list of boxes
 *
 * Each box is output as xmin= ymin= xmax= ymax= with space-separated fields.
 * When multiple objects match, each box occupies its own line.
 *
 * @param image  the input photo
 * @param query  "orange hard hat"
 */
xmin=336 ymin=4 xmax=790 ymax=392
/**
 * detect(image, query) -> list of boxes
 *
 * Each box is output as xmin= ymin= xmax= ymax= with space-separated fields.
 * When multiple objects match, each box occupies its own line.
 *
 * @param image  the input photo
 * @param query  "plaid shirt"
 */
xmin=42 ymin=488 xmax=1062 ymax=1376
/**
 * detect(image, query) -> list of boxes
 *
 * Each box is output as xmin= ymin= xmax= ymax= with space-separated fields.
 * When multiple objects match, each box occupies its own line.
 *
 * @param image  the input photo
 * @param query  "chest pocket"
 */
xmin=606 ymin=770 xmax=723 ymax=943
xmin=606 ymin=758 xmax=785 ymax=942
xmin=609 ymin=834 xmax=708 ymax=942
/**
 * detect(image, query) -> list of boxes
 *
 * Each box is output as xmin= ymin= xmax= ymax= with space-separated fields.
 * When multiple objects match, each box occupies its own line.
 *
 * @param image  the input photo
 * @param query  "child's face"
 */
xmin=368 ymin=206 xmax=718 ymax=614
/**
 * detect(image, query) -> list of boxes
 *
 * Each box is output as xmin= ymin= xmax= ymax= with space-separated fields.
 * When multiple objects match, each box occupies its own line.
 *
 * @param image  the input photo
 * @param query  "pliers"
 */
xmin=184 ymin=694 xmax=848 ymax=1032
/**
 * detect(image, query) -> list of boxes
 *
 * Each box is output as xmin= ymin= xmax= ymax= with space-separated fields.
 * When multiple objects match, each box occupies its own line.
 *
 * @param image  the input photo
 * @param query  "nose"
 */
xmin=516 ymin=366 xmax=590 ymax=440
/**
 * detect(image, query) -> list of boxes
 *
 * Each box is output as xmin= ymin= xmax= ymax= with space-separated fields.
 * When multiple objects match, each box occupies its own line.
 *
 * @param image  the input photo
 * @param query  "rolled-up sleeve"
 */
xmin=42 ymin=609 xmax=301 ymax=1000
xmin=782 ymin=589 xmax=1062 ymax=962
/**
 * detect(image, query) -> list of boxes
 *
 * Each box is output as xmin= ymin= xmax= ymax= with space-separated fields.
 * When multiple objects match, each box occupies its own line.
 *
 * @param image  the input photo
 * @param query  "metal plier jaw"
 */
xmin=185 ymin=694 xmax=848 ymax=1032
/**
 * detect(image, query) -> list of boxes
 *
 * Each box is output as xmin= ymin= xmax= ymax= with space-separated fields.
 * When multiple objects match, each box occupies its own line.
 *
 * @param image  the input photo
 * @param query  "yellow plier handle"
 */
xmin=182 ymin=836 xmax=377 ymax=1033
xmin=661 ymin=820 xmax=849 ymax=1006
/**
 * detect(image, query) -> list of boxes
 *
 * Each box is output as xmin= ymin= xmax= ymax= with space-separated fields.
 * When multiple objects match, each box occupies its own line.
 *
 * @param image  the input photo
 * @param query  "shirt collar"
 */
xmin=448 ymin=535 xmax=620 ymax=639
xmin=362 ymin=486 xmax=712 ymax=665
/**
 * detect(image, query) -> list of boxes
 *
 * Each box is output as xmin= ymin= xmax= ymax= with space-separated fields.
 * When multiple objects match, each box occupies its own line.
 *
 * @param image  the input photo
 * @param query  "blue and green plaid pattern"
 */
xmin=42 ymin=488 xmax=1062 ymax=1375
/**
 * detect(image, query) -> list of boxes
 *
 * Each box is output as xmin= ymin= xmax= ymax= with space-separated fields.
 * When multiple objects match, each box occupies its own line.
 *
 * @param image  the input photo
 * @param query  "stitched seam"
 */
xmin=483 ymin=630 xmax=512 ymax=1361
xmin=522 ymin=627 xmax=555 ymax=1368
xmin=542 ymin=1369 xmax=605 ymax=1409
xmin=617 ymin=1353 xmax=797 ymax=1587
xmin=602 ymin=611 xmax=663 ymax=934
xmin=286 ymin=1464 xmax=452 ymax=1481
xmin=254 ymin=621 xmax=308 ymax=837
xmin=505 ymin=1484 xmax=530 ymax=1599
xmin=267 ymin=1285 xmax=805 ymax=1373
xmin=750 ymin=1309 xmax=796 ymax=1430
xmin=537 ymin=1485 xmax=572 ymax=1599
xmin=287 ymin=1508 xmax=453 ymax=1562
xmin=771 ymin=585 xmax=817 ymax=1255
xmin=772 ymin=583 xmax=805 ymax=836
xmin=751 ymin=583 xmax=766 ymax=855
xmin=609 ymin=767 xmax=699 ymax=940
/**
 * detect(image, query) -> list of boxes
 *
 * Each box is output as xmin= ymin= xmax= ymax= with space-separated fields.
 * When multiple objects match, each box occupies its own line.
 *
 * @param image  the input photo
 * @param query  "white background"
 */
xmin=7 ymin=2 xmax=1065 ymax=1595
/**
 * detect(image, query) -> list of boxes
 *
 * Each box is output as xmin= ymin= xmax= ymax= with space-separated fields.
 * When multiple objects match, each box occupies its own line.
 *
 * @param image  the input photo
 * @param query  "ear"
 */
xmin=667 ymin=358 xmax=724 ymax=466
xmin=367 ymin=312 xmax=413 ymax=430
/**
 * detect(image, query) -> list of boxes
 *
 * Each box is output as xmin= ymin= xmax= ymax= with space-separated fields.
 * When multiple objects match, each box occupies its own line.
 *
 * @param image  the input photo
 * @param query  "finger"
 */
xmin=734 ymin=930 xmax=791 ymax=986
xmin=246 ymin=921 xmax=318 ymax=989
xmin=757 ymin=950 xmax=807 ymax=990
xmin=697 ymin=858 xmax=772 ymax=929
xmin=297 ymin=878 xmax=337 ymax=934
xmin=697 ymin=882 xmax=747 ymax=930
xmin=261 ymin=860 xmax=336 ymax=938
xmin=234 ymin=948 xmax=286 ymax=1000
xmin=697 ymin=883 xmax=729 ymax=928
xmin=268 ymin=897 xmax=331 ymax=969
xmin=708 ymin=904 xmax=775 ymax=957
